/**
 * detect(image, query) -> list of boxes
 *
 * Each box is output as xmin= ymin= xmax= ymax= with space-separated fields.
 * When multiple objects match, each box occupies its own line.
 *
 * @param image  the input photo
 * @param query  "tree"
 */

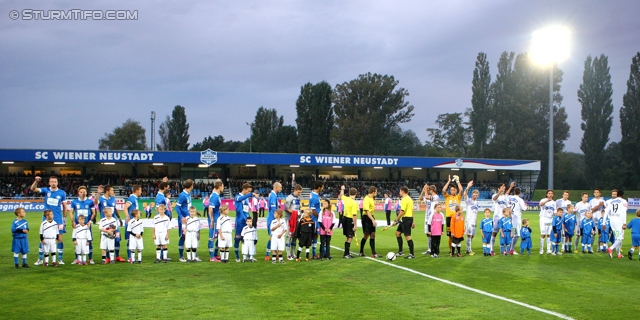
xmin=98 ymin=119 xmax=147 ymax=150
xmin=251 ymin=107 xmax=284 ymax=152
xmin=190 ymin=135 xmax=249 ymax=152
xmin=296 ymin=81 xmax=333 ymax=153
xmin=424 ymin=113 xmax=471 ymax=157
xmin=599 ymin=142 xmax=631 ymax=189
xmin=332 ymin=73 xmax=414 ymax=154
xmin=554 ymin=152 xmax=588 ymax=189
xmin=578 ymin=54 xmax=614 ymax=188
xmin=620 ymin=52 xmax=640 ymax=188
xmin=156 ymin=115 xmax=170 ymax=151
xmin=276 ymin=125 xmax=298 ymax=153
xmin=469 ymin=52 xmax=492 ymax=157
xmin=377 ymin=125 xmax=425 ymax=156
xmin=167 ymin=105 xmax=190 ymax=151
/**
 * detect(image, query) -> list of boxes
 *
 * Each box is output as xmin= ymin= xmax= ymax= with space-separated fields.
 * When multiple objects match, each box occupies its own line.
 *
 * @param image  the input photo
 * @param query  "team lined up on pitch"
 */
xmin=10 ymin=176 xmax=640 ymax=269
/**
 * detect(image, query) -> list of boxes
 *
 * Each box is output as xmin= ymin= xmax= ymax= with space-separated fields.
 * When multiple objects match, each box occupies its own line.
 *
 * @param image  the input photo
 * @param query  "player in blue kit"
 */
xmin=176 ymin=179 xmax=194 ymax=262
xmin=626 ymin=210 xmax=640 ymax=260
xmin=497 ymin=208 xmax=512 ymax=255
xmin=309 ymin=181 xmax=324 ymax=259
xmin=520 ymin=219 xmax=532 ymax=255
xmin=208 ymin=180 xmax=224 ymax=261
xmin=266 ymin=182 xmax=283 ymax=258
xmin=598 ymin=214 xmax=611 ymax=252
xmin=94 ymin=185 xmax=125 ymax=262
xmin=69 ymin=186 xmax=96 ymax=264
xmin=580 ymin=211 xmax=595 ymax=254
xmin=562 ymin=204 xmax=577 ymax=253
xmin=31 ymin=176 xmax=69 ymax=266
xmin=155 ymin=178 xmax=172 ymax=220
xmin=480 ymin=209 xmax=493 ymax=256
xmin=234 ymin=183 xmax=253 ymax=262
xmin=551 ymin=208 xmax=564 ymax=255
xmin=124 ymin=185 xmax=142 ymax=263
xmin=12 ymin=208 xmax=30 ymax=269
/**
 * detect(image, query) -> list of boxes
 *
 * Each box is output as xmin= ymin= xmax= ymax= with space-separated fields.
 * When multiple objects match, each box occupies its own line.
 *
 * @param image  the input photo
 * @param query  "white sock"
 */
xmin=540 ymin=238 xmax=544 ymax=250
xmin=163 ymin=248 xmax=168 ymax=260
xmin=547 ymin=239 xmax=552 ymax=252
xmin=156 ymin=249 xmax=161 ymax=260
xmin=490 ymin=235 xmax=495 ymax=252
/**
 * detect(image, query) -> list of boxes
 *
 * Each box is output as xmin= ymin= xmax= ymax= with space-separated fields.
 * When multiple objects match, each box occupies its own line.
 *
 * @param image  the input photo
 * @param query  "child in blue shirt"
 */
xmin=520 ymin=218 xmax=532 ymax=255
xmin=497 ymin=208 xmax=512 ymax=256
xmin=480 ymin=209 xmax=493 ymax=256
xmin=562 ymin=204 xmax=577 ymax=253
xmin=11 ymin=208 xmax=30 ymax=269
xmin=626 ymin=209 xmax=640 ymax=260
xmin=551 ymin=208 xmax=564 ymax=255
xmin=580 ymin=211 xmax=595 ymax=254
xmin=598 ymin=215 xmax=610 ymax=252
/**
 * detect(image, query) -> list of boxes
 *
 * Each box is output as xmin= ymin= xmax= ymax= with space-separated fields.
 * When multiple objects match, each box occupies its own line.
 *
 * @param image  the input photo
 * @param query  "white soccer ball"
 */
xmin=386 ymin=252 xmax=397 ymax=261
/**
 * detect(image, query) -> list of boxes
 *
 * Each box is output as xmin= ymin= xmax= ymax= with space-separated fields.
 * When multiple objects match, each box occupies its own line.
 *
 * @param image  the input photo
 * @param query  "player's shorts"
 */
xmin=242 ymin=240 xmax=256 ymax=255
xmin=564 ymin=230 xmax=574 ymax=238
xmin=397 ymin=217 xmax=413 ymax=236
xmin=465 ymin=224 xmax=476 ymax=237
xmin=582 ymin=234 xmax=593 ymax=245
xmin=342 ymin=217 xmax=354 ymax=238
xmin=492 ymin=215 xmax=501 ymax=233
xmin=446 ymin=216 xmax=452 ymax=236
xmin=599 ymin=231 xmax=609 ymax=243
xmin=520 ymin=238 xmax=532 ymax=250
xmin=299 ymin=233 xmax=313 ymax=247
xmin=632 ymin=234 xmax=640 ymax=247
xmin=185 ymin=232 xmax=199 ymax=249
xmin=154 ymin=231 xmax=169 ymax=246
xmin=270 ymin=235 xmax=286 ymax=251
xmin=482 ymin=232 xmax=491 ymax=243
xmin=500 ymin=232 xmax=512 ymax=245
xmin=129 ymin=236 xmax=144 ymax=251
xmin=75 ymin=239 xmax=89 ymax=255
xmin=100 ymin=236 xmax=115 ymax=250
xmin=218 ymin=231 xmax=232 ymax=248
xmin=362 ymin=215 xmax=376 ymax=234
xmin=12 ymin=238 xmax=29 ymax=254
xmin=540 ymin=218 xmax=552 ymax=236
xmin=511 ymin=216 xmax=522 ymax=237
xmin=452 ymin=236 xmax=463 ymax=245
xmin=43 ymin=238 xmax=57 ymax=253
xmin=55 ymin=218 xmax=67 ymax=235
xmin=550 ymin=229 xmax=562 ymax=243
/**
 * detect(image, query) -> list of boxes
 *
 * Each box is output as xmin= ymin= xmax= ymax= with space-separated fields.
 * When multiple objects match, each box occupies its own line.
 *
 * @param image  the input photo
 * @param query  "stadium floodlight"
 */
xmin=487 ymin=169 xmax=496 ymax=172
xmin=2 ymin=161 xmax=14 ymax=164
xmin=531 ymin=25 xmax=570 ymax=190
xmin=451 ymin=168 xmax=460 ymax=171
xmin=103 ymin=162 xmax=115 ymax=165
xmin=54 ymin=162 xmax=65 ymax=165
xmin=413 ymin=167 xmax=422 ymax=170
xmin=290 ymin=165 xmax=300 ymax=168
xmin=246 ymin=164 xmax=256 ymax=167
xmin=332 ymin=166 xmax=342 ymax=168
xmin=152 ymin=163 xmax=164 ymax=166
xmin=198 ymin=164 xmax=208 ymax=168
xmin=373 ymin=166 xmax=383 ymax=169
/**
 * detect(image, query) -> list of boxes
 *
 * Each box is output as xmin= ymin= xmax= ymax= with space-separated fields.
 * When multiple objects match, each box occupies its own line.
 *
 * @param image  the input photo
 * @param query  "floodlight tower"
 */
xmin=150 ymin=111 xmax=156 ymax=151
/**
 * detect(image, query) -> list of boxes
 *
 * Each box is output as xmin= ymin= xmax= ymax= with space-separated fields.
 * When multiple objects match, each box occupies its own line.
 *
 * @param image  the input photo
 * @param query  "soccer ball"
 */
xmin=386 ymin=252 xmax=397 ymax=261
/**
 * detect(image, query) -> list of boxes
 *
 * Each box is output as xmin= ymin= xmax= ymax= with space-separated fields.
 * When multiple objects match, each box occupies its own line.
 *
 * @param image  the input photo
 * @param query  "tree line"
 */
xmin=98 ymin=53 xmax=640 ymax=190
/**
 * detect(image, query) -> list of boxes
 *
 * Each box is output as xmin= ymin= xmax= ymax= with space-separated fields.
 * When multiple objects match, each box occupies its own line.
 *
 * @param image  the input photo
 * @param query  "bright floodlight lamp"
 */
xmin=530 ymin=25 xmax=570 ymax=190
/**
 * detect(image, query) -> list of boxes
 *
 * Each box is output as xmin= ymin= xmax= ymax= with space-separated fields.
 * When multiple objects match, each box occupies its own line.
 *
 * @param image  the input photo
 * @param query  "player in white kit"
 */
xmin=539 ymin=190 xmax=556 ymax=254
xmin=72 ymin=215 xmax=92 ymax=265
xmin=39 ymin=210 xmax=59 ymax=267
xmin=463 ymin=181 xmax=478 ymax=255
xmin=508 ymin=187 xmax=528 ymax=254
xmin=153 ymin=204 xmax=171 ymax=263
xmin=99 ymin=207 xmax=118 ymax=264
xmin=606 ymin=190 xmax=629 ymax=259
xmin=556 ymin=191 xmax=572 ymax=252
xmin=127 ymin=209 xmax=144 ymax=264
xmin=270 ymin=210 xmax=288 ymax=264
xmin=184 ymin=206 xmax=201 ymax=262
xmin=490 ymin=182 xmax=514 ymax=255
xmin=589 ymin=189 xmax=606 ymax=248
xmin=217 ymin=205 xmax=233 ymax=263
xmin=241 ymin=216 xmax=258 ymax=262
xmin=420 ymin=184 xmax=440 ymax=255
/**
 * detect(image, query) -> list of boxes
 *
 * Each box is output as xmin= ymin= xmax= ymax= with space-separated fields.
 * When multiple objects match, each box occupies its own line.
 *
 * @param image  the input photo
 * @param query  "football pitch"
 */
xmin=1 ymin=210 xmax=638 ymax=320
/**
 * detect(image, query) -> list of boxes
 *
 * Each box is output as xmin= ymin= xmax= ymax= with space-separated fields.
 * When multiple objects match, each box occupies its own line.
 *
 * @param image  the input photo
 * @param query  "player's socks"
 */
xmin=163 ymin=248 xmax=168 ymax=260
xmin=370 ymin=239 xmax=376 ymax=255
xmin=156 ymin=247 xmax=161 ymax=260
xmin=408 ymin=240 xmax=414 ymax=256
xmin=428 ymin=237 xmax=432 ymax=252
xmin=312 ymin=242 xmax=317 ymax=257
xmin=38 ymin=243 xmax=44 ymax=260
xmin=305 ymin=249 xmax=310 ymax=259
xmin=279 ymin=255 xmax=283 ymax=262
xmin=89 ymin=243 xmax=93 ymax=260
xmin=186 ymin=249 xmax=191 ymax=261
xmin=360 ymin=238 xmax=367 ymax=254
xmin=22 ymin=254 xmax=27 ymax=265
xmin=297 ymin=247 xmax=302 ymax=259
xmin=137 ymin=252 xmax=142 ymax=262
xmin=110 ymin=250 xmax=115 ymax=261
xmin=102 ymin=254 xmax=106 ymax=262
xmin=13 ymin=254 xmax=19 ymax=265
xmin=489 ymin=235 xmax=496 ymax=252
xmin=272 ymin=255 xmax=276 ymax=262
xmin=179 ymin=236 xmax=185 ymax=259
xmin=466 ymin=238 xmax=472 ymax=253
xmin=57 ymin=242 xmax=63 ymax=261
xmin=127 ymin=246 xmax=132 ymax=260
xmin=266 ymin=239 xmax=271 ymax=256
xmin=396 ymin=236 xmax=403 ymax=252
xmin=547 ymin=239 xmax=552 ymax=253
xmin=52 ymin=253 xmax=57 ymax=263
xmin=235 ymin=248 xmax=240 ymax=259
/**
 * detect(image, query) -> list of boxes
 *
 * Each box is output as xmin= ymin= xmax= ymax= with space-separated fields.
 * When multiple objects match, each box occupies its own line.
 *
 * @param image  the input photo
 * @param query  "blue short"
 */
xmin=12 ymin=237 xmax=29 ymax=254
xmin=632 ymin=234 xmax=640 ymax=247
xmin=482 ymin=232 xmax=491 ymax=243
xmin=500 ymin=232 xmax=512 ymax=245
xmin=565 ymin=231 xmax=574 ymax=238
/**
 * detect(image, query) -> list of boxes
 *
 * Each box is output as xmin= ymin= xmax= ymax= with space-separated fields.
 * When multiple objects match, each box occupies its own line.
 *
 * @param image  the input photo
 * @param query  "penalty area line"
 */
xmin=330 ymin=246 xmax=574 ymax=320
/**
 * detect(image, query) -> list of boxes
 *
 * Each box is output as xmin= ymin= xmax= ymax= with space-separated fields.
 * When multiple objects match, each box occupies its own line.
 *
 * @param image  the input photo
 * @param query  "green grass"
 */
xmin=1 ymin=210 xmax=638 ymax=319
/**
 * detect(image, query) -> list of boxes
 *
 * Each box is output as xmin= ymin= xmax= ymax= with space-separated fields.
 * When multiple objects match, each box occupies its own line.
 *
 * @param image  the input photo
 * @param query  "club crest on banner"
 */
xmin=200 ymin=149 xmax=218 ymax=166
xmin=455 ymin=158 xmax=463 ymax=167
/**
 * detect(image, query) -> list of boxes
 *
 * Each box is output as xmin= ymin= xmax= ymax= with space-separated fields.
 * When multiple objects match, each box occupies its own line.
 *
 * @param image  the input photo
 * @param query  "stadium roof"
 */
xmin=0 ymin=149 xmax=540 ymax=171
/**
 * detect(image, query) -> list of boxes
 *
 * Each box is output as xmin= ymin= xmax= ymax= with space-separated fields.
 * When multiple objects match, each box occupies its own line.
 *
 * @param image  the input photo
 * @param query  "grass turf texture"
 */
xmin=1 ymin=211 xmax=638 ymax=319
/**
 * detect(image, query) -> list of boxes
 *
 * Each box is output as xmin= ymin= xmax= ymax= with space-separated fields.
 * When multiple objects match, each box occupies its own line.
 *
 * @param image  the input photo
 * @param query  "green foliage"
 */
xmin=167 ymin=105 xmax=190 ymax=151
xmin=295 ymin=81 xmax=333 ymax=154
xmin=621 ymin=52 xmax=640 ymax=189
xmin=251 ymin=107 xmax=284 ymax=152
xmin=378 ymin=125 xmax=425 ymax=156
xmin=98 ymin=118 xmax=147 ymax=150
xmin=275 ymin=125 xmax=298 ymax=153
xmin=469 ymin=52 xmax=492 ymax=157
xmin=553 ymin=152 xmax=588 ymax=190
xmin=425 ymin=113 xmax=471 ymax=157
xmin=190 ymin=135 xmax=247 ymax=152
xmin=332 ymin=73 xmax=414 ymax=154
xmin=156 ymin=115 xmax=170 ymax=151
xmin=578 ymin=54 xmax=614 ymax=188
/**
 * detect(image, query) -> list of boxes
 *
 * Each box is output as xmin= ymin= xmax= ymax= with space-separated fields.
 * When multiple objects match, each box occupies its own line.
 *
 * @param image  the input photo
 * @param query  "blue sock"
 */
xmin=14 ymin=255 xmax=19 ymax=265
xmin=115 ymin=238 xmax=120 ymax=257
xmin=214 ymin=240 xmax=219 ymax=257
xmin=22 ymin=256 xmax=27 ymax=264
xmin=208 ymin=240 xmax=214 ymax=258
xmin=179 ymin=236 xmax=185 ymax=258
xmin=127 ymin=239 xmax=131 ymax=259
xmin=57 ymin=242 xmax=63 ymax=260
xmin=39 ymin=243 xmax=43 ymax=260
xmin=234 ymin=239 xmax=240 ymax=259
xmin=266 ymin=239 xmax=271 ymax=256
xmin=312 ymin=243 xmax=317 ymax=257
xmin=89 ymin=243 xmax=93 ymax=260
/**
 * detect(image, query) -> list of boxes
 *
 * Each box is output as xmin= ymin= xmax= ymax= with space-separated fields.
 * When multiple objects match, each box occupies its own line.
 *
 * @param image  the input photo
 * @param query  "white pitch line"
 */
xmin=330 ymin=246 xmax=574 ymax=320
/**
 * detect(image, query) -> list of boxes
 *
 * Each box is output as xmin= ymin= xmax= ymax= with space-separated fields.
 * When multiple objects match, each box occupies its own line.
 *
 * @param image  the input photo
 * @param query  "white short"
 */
xmin=242 ymin=240 xmax=256 ymax=255
xmin=612 ymin=228 xmax=624 ymax=241
xmin=492 ymin=215 xmax=501 ymax=233
xmin=43 ymin=238 xmax=57 ymax=253
xmin=154 ymin=232 xmax=169 ymax=246
xmin=185 ymin=232 xmax=199 ymax=249
xmin=512 ymin=216 xmax=522 ymax=236
xmin=540 ymin=218 xmax=552 ymax=236
xmin=465 ymin=224 xmax=476 ymax=237
xmin=75 ymin=239 xmax=89 ymax=255
xmin=218 ymin=232 xmax=232 ymax=248
xmin=100 ymin=236 xmax=115 ymax=250
xmin=129 ymin=236 xmax=144 ymax=251
xmin=270 ymin=235 xmax=285 ymax=251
